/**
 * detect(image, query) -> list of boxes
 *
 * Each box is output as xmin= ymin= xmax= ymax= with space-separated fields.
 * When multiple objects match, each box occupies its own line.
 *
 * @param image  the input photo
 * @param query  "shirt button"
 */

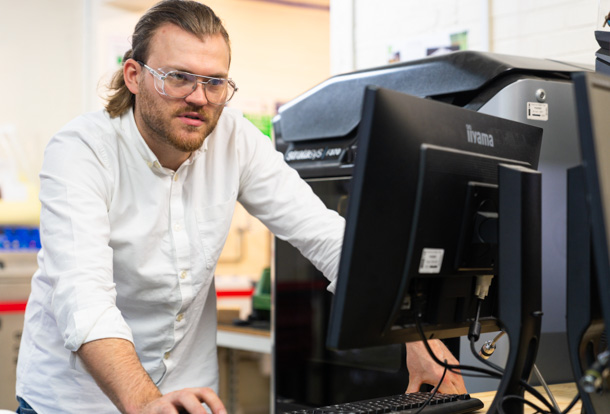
xmin=173 ymin=173 xmax=179 ymax=181
xmin=174 ymin=223 xmax=181 ymax=231
xmin=176 ymin=313 xmax=184 ymax=322
xmin=164 ymin=351 xmax=170 ymax=360
xmin=180 ymin=271 xmax=187 ymax=279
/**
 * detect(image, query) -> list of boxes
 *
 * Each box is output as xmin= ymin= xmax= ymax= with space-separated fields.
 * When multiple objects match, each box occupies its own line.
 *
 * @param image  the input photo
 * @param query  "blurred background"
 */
xmin=0 ymin=0 xmax=602 ymax=411
xmin=0 ymin=0 xmax=599 ymax=278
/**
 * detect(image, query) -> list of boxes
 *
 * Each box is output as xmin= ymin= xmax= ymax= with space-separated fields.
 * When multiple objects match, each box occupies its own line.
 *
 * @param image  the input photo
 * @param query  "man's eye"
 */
xmin=168 ymin=72 xmax=192 ymax=82
xmin=208 ymin=78 xmax=225 ymax=87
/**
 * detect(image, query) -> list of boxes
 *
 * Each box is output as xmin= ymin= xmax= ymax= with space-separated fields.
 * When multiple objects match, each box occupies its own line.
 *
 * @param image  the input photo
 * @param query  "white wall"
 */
xmin=1 ymin=0 xmax=601 ymax=184
xmin=330 ymin=0 xmax=601 ymax=74
xmin=0 ymin=0 xmax=330 ymax=189
xmin=0 ymin=0 xmax=85 ymax=182
xmin=92 ymin=0 xmax=331 ymax=115
xmin=492 ymin=0 xmax=599 ymax=63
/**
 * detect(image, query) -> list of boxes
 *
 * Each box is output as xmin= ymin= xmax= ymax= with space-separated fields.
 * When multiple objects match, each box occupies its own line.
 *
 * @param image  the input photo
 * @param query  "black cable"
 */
xmin=413 ymin=363 xmax=448 ymax=414
xmin=518 ymin=382 xmax=560 ymax=414
xmin=415 ymin=316 xmax=560 ymax=414
xmin=499 ymin=394 xmax=553 ymax=414
xmin=468 ymin=300 xmax=504 ymax=374
xmin=466 ymin=300 xmax=560 ymax=414
xmin=414 ymin=319 xmax=502 ymax=380
xmin=469 ymin=336 xmax=504 ymax=373
xmin=559 ymin=393 xmax=580 ymax=414
xmin=452 ymin=372 xmax=502 ymax=380
xmin=469 ymin=338 xmax=560 ymax=414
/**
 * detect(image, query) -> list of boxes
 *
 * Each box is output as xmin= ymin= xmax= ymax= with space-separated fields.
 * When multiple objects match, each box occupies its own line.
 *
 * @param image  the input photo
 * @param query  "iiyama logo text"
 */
xmin=466 ymin=124 xmax=494 ymax=148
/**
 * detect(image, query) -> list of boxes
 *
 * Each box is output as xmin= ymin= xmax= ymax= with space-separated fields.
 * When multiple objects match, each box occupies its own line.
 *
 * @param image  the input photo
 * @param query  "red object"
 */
xmin=216 ymin=289 xmax=254 ymax=297
xmin=0 ymin=301 xmax=27 ymax=313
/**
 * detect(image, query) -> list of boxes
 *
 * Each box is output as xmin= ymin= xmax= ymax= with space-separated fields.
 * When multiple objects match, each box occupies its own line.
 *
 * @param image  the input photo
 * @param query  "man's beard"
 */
xmin=137 ymin=84 xmax=221 ymax=152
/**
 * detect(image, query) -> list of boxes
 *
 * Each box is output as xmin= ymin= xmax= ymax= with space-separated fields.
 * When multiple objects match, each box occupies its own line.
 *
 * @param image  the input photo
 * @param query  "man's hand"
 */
xmin=405 ymin=340 xmax=466 ymax=395
xmin=140 ymin=388 xmax=226 ymax=414
xmin=77 ymin=338 xmax=226 ymax=414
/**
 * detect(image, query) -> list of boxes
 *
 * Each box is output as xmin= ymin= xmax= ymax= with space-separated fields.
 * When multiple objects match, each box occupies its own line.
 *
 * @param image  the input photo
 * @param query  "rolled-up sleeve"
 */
xmin=39 ymin=128 xmax=133 ymax=352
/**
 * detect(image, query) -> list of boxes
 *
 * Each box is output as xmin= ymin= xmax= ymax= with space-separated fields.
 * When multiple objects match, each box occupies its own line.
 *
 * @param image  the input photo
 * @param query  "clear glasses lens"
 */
xmin=162 ymin=70 xmax=235 ymax=104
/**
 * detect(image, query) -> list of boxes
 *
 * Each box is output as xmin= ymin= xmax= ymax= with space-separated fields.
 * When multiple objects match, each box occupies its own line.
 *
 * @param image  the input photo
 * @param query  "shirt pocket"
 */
xmin=195 ymin=193 xmax=236 ymax=270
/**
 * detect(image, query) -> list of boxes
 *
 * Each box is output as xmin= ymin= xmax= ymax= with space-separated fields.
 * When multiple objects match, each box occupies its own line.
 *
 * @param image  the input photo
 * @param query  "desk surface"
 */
xmin=217 ymin=323 xmax=271 ymax=354
xmin=472 ymin=383 xmax=581 ymax=413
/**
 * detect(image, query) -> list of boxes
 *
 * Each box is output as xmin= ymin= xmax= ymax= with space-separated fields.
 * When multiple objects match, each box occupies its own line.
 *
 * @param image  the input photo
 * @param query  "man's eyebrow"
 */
xmin=170 ymin=65 xmax=229 ymax=79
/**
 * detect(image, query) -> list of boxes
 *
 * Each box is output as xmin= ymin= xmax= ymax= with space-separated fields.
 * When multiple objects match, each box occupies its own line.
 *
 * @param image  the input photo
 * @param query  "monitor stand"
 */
xmin=567 ymin=166 xmax=610 ymax=413
xmin=487 ymin=164 xmax=543 ymax=414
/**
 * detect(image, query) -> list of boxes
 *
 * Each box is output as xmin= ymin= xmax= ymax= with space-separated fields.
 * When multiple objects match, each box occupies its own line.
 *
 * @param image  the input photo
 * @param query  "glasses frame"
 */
xmin=136 ymin=61 xmax=238 ymax=105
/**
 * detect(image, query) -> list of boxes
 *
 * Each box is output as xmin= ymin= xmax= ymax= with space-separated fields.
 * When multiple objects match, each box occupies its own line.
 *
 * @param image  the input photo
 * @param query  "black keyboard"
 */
xmin=281 ymin=392 xmax=484 ymax=414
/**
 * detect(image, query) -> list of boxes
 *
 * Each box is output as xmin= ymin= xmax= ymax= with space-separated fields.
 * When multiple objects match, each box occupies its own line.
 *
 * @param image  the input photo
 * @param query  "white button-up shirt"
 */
xmin=16 ymin=107 xmax=345 ymax=413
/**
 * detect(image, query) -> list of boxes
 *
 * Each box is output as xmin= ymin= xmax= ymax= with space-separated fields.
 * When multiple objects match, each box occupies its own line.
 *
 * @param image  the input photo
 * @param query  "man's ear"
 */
xmin=124 ymin=59 xmax=141 ymax=95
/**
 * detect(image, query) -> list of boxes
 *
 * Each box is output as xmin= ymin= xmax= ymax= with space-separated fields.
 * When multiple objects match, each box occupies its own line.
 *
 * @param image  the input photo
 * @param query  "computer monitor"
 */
xmin=567 ymin=71 xmax=610 ymax=413
xmin=326 ymin=86 xmax=544 ymax=413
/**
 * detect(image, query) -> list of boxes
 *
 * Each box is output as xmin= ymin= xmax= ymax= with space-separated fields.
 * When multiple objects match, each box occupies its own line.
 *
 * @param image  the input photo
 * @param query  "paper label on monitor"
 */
xmin=526 ymin=102 xmax=548 ymax=121
xmin=419 ymin=248 xmax=444 ymax=274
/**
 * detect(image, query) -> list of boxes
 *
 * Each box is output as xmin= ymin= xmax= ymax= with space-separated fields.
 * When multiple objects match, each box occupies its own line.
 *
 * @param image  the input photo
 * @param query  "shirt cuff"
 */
xmin=64 ymin=304 xmax=133 ymax=352
xmin=327 ymin=278 xmax=337 ymax=294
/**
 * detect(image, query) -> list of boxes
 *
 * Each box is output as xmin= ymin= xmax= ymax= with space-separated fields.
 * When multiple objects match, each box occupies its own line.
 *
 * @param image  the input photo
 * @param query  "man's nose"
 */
xmin=184 ymin=82 xmax=208 ymax=106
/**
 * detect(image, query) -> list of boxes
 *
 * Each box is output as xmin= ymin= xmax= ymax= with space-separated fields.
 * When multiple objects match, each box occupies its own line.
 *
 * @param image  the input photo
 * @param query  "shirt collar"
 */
xmin=120 ymin=107 xmax=206 ymax=170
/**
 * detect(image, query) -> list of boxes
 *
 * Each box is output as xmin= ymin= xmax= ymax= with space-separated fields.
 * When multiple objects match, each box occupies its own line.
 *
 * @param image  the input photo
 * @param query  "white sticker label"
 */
xmin=419 ymin=248 xmax=444 ymax=274
xmin=527 ymin=102 xmax=548 ymax=121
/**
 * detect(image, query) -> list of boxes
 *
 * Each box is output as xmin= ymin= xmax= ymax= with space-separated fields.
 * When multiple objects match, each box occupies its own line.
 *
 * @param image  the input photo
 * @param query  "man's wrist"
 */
xmin=77 ymin=338 xmax=162 ymax=414
xmin=122 ymin=389 xmax=163 ymax=414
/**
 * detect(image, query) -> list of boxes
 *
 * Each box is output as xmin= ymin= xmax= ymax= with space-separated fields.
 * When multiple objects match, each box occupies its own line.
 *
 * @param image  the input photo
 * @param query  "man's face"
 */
xmin=134 ymin=24 xmax=231 ymax=153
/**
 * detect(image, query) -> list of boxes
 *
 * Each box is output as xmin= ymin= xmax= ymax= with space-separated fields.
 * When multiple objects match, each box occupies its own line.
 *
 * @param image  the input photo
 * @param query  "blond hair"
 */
xmin=104 ymin=0 xmax=231 ymax=118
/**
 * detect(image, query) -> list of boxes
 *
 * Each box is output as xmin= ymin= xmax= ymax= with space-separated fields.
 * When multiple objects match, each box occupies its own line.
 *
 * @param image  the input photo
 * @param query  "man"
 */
xmin=16 ymin=1 xmax=465 ymax=413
